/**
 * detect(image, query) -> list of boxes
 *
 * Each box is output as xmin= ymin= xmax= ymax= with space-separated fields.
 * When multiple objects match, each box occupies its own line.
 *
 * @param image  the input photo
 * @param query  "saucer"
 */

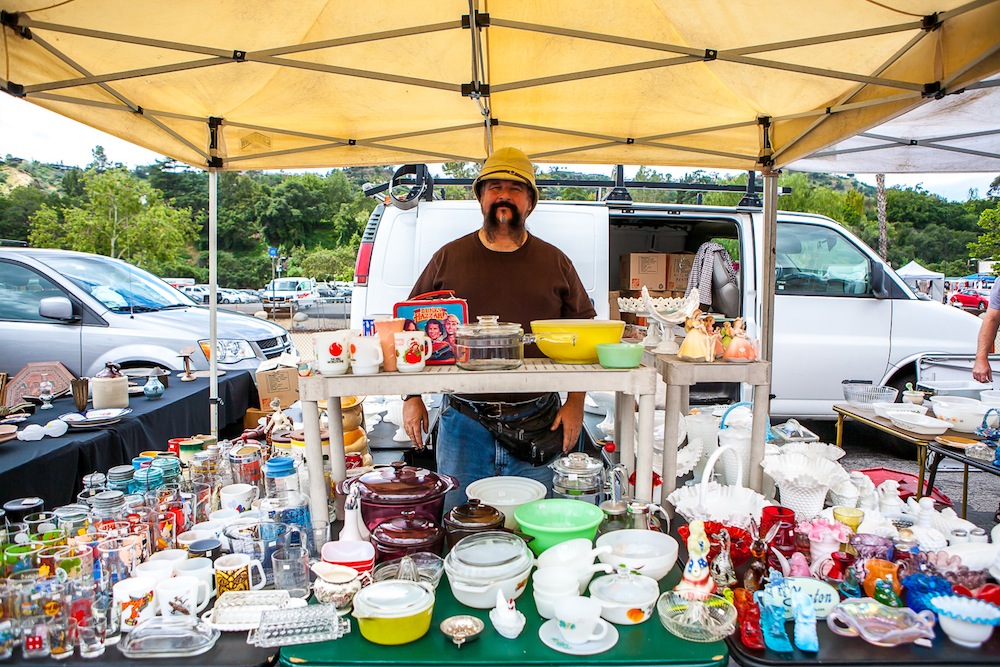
xmin=539 ymin=619 xmax=618 ymax=656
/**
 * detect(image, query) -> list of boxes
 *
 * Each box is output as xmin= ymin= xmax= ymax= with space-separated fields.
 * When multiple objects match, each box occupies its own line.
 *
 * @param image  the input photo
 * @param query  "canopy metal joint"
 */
xmin=922 ymin=13 xmax=941 ymax=32
xmin=0 ymin=11 xmax=31 ymax=39
xmin=461 ymin=12 xmax=490 ymax=29
xmin=462 ymin=82 xmax=490 ymax=97
xmin=232 ymin=50 xmax=247 ymax=62
xmin=3 ymin=82 xmax=25 ymax=97
xmin=704 ymin=48 xmax=718 ymax=61
xmin=922 ymin=81 xmax=944 ymax=99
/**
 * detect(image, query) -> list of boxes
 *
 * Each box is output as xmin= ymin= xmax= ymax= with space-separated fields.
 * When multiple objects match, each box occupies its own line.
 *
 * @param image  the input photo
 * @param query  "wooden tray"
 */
xmin=935 ymin=435 xmax=981 ymax=450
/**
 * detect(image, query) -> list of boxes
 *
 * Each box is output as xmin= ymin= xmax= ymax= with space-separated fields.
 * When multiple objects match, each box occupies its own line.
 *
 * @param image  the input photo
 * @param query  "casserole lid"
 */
xmin=371 ymin=511 xmax=445 ymax=548
xmin=588 ymin=568 xmax=659 ymax=604
xmin=352 ymin=462 xmax=455 ymax=504
xmin=444 ymin=499 xmax=505 ymax=530
xmin=445 ymin=531 xmax=533 ymax=581
xmin=550 ymin=452 xmax=604 ymax=477
xmin=455 ymin=315 xmax=523 ymax=339
xmin=351 ymin=580 xmax=434 ymax=618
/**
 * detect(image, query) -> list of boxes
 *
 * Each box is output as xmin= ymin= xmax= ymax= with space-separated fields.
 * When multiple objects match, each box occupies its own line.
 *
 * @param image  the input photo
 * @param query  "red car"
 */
xmin=950 ymin=288 xmax=992 ymax=312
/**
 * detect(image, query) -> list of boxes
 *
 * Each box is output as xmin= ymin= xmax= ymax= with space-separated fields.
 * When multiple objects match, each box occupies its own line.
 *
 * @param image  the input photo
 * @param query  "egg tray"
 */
xmin=247 ymin=605 xmax=351 ymax=647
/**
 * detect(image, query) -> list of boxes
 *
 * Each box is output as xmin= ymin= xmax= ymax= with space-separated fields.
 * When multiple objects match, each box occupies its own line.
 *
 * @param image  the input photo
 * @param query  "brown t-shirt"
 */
xmin=410 ymin=230 xmax=597 ymax=401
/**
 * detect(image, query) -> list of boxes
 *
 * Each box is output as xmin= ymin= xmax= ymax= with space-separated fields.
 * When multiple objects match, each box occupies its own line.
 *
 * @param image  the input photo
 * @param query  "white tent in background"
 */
xmin=897 ymin=260 xmax=945 ymax=303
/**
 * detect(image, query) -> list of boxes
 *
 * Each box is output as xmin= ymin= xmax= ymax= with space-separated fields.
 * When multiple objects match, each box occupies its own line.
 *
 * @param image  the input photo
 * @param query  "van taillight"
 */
xmin=354 ymin=241 xmax=373 ymax=285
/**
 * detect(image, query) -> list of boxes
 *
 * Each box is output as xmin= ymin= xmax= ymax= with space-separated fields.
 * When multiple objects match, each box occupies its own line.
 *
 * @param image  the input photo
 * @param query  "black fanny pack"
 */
xmin=448 ymin=394 xmax=564 ymax=466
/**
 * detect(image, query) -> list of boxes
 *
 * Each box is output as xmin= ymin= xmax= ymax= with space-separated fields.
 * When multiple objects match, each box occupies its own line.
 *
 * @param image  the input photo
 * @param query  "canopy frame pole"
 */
xmin=761 ymin=169 xmax=779 ymax=364
xmin=208 ymin=168 xmax=219 ymax=436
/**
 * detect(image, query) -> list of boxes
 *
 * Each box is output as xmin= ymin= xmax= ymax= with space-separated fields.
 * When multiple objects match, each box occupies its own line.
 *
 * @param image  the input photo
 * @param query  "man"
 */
xmin=402 ymin=147 xmax=596 ymax=512
xmin=972 ymin=279 xmax=1000 ymax=383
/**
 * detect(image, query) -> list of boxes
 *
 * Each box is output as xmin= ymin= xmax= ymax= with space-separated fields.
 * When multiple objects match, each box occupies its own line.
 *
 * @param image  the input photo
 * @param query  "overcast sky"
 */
xmin=2 ymin=94 xmax=995 ymax=202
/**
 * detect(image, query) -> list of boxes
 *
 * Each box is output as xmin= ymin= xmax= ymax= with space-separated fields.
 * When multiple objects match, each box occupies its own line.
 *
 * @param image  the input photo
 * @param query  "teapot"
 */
xmin=550 ymin=452 xmax=606 ymax=505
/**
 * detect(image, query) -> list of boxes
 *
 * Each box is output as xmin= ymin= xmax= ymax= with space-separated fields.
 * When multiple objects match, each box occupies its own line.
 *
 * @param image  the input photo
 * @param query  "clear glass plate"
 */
xmin=117 ymin=617 xmax=220 ymax=658
xmin=248 ymin=605 xmax=351 ymax=647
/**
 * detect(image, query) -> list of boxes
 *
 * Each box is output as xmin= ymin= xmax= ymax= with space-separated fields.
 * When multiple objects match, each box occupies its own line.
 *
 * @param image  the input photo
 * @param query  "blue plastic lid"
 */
xmin=263 ymin=456 xmax=296 ymax=478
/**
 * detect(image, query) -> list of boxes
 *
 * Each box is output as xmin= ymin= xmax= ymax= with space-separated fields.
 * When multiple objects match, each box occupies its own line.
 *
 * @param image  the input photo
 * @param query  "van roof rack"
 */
xmin=362 ymin=165 xmax=791 ymax=207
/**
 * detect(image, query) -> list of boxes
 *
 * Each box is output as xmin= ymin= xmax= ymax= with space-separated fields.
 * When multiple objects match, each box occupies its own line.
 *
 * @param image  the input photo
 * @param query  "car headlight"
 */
xmin=199 ymin=339 xmax=256 ymax=364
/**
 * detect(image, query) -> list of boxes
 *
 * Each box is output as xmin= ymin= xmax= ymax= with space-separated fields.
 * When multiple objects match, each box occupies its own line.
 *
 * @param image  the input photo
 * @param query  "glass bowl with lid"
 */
xmin=588 ymin=567 xmax=660 ymax=625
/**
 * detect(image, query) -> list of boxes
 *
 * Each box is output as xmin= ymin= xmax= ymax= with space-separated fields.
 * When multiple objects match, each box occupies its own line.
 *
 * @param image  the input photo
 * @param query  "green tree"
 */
xmin=299 ymin=246 xmax=360 ymax=282
xmin=256 ymin=174 xmax=334 ymax=248
xmin=0 ymin=186 xmax=56 ymax=241
xmin=28 ymin=168 xmax=197 ymax=271
xmin=969 ymin=201 xmax=1000 ymax=264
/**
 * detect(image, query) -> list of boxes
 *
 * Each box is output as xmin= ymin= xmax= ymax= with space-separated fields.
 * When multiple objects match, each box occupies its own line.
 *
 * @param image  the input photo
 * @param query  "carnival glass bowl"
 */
xmin=826 ymin=598 xmax=935 ymax=647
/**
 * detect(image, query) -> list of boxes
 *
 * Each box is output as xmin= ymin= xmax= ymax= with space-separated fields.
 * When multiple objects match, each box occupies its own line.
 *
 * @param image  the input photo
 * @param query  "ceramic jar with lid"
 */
xmin=551 ymin=452 xmax=606 ymax=505
xmin=370 ymin=511 xmax=446 ymax=563
xmin=338 ymin=462 xmax=458 ymax=532
xmin=588 ymin=567 xmax=660 ymax=625
xmin=91 ymin=362 xmax=129 ymax=409
xmin=443 ymin=498 xmax=506 ymax=549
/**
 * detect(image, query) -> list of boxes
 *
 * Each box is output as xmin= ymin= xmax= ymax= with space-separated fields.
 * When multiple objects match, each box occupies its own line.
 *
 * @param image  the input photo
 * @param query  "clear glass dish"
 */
xmin=248 ymin=605 xmax=351 ymax=647
xmin=117 ymin=617 xmax=220 ymax=658
xmin=201 ymin=590 xmax=307 ymax=631
xmin=656 ymin=592 xmax=736 ymax=643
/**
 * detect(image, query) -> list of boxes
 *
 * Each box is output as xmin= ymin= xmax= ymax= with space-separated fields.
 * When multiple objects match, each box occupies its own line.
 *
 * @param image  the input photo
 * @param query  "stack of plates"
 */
xmin=107 ymin=465 xmax=135 ymax=492
xmin=58 ymin=408 xmax=132 ymax=428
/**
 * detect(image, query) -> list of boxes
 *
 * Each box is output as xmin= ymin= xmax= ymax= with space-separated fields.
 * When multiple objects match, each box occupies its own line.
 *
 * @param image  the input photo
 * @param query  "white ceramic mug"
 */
xmin=219 ymin=484 xmax=259 ymax=513
xmin=173 ymin=557 xmax=217 ymax=602
xmin=191 ymin=520 xmax=228 ymax=550
xmin=553 ymin=596 xmax=608 ymax=645
xmin=176 ymin=530 xmax=210 ymax=550
xmin=214 ymin=553 xmax=266 ymax=595
xmin=314 ymin=330 xmax=352 ymax=376
xmin=132 ymin=560 xmax=176 ymax=587
xmin=350 ymin=334 xmax=383 ymax=375
xmin=393 ymin=332 xmax=431 ymax=373
xmin=146 ymin=548 xmax=190 ymax=565
xmin=156 ymin=575 xmax=210 ymax=617
xmin=112 ymin=577 xmax=157 ymax=632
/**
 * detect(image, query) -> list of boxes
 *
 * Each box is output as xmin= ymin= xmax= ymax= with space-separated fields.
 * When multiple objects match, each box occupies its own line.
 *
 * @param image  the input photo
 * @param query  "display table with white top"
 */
xmin=297 ymin=360 xmax=659 ymax=521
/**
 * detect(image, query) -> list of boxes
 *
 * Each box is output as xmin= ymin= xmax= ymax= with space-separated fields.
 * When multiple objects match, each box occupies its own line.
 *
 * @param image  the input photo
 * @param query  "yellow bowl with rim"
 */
xmin=530 ymin=320 xmax=625 ymax=364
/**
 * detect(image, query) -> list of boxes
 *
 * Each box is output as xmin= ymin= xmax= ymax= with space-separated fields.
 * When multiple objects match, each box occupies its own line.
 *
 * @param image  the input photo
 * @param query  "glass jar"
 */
xmin=597 ymin=500 xmax=629 ymax=536
xmin=550 ymin=452 xmax=606 ymax=505
xmin=262 ymin=456 xmax=301 ymax=497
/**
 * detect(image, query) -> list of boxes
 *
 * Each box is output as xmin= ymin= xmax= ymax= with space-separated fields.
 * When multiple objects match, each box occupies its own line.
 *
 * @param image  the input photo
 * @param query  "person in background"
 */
xmin=972 ymin=279 xmax=1000 ymax=383
xmin=402 ymin=147 xmax=596 ymax=513
xmin=403 ymin=318 xmax=418 ymax=331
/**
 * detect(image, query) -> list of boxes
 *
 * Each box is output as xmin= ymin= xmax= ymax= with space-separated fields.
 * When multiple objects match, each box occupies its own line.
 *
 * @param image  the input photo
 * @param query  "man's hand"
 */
xmin=402 ymin=396 xmax=428 ymax=448
xmin=973 ymin=308 xmax=1000 ymax=383
xmin=552 ymin=392 xmax=586 ymax=453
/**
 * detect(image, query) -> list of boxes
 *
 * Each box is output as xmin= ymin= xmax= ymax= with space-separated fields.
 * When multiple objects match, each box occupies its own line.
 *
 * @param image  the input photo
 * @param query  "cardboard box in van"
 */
xmin=255 ymin=360 xmax=299 ymax=408
xmin=621 ymin=253 xmax=667 ymax=290
xmin=666 ymin=253 xmax=695 ymax=292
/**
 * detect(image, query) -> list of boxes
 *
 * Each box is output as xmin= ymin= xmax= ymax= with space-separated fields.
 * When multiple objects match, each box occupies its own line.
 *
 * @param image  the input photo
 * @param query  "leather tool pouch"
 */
xmin=451 ymin=394 xmax=564 ymax=466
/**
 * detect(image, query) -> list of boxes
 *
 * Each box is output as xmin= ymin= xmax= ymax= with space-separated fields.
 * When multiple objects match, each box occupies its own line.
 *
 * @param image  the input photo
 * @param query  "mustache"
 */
xmin=485 ymin=201 xmax=523 ymax=230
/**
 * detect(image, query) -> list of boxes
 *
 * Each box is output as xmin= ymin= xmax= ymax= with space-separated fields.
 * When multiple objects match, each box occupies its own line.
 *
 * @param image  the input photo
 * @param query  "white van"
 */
xmin=262 ymin=277 xmax=318 ymax=308
xmin=350 ymin=198 xmax=981 ymax=418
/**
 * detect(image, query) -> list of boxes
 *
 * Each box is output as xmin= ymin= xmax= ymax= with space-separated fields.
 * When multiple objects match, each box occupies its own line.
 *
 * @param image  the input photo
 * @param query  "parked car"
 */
xmin=238 ymin=289 xmax=263 ymax=303
xmin=217 ymin=288 xmax=248 ymax=304
xmin=949 ymin=288 xmax=991 ymax=312
xmin=180 ymin=284 xmax=209 ymax=303
xmin=0 ymin=248 xmax=295 ymax=378
xmin=351 ymin=196 xmax=980 ymax=419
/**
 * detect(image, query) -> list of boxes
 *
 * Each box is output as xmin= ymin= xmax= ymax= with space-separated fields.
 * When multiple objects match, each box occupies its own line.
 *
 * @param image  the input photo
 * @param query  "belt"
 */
xmin=448 ymin=394 xmax=552 ymax=420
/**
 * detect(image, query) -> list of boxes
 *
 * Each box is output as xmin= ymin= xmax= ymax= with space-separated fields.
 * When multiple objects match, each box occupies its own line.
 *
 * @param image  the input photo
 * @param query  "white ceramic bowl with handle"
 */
xmin=929 ymin=398 xmax=989 ymax=433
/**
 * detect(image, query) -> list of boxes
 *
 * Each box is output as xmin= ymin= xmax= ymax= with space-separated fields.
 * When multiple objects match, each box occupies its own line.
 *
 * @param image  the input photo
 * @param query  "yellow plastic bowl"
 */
xmin=530 ymin=320 xmax=626 ymax=364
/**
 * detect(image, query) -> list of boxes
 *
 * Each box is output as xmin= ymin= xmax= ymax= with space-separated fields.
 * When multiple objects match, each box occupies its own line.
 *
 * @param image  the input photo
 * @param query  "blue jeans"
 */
xmin=436 ymin=396 xmax=557 ymax=516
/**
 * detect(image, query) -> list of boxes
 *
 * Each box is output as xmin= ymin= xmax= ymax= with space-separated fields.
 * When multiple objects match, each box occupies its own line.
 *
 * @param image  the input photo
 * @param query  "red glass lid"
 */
xmin=354 ymin=462 xmax=455 ymax=504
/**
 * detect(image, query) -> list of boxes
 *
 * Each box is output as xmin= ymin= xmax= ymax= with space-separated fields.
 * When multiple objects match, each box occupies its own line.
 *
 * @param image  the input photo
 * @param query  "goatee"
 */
xmin=483 ymin=201 xmax=525 ymax=243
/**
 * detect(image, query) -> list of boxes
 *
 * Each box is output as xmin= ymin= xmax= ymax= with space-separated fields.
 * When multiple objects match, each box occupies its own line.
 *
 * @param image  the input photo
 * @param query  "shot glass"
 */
xmin=0 ymin=582 xmax=17 ymax=660
xmin=77 ymin=612 xmax=106 ymax=659
xmin=21 ymin=615 xmax=50 ymax=659
xmin=48 ymin=617 xmax=76 ymax=661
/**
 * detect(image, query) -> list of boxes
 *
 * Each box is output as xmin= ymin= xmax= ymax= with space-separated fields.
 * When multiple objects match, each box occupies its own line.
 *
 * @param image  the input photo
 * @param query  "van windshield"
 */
xmin=268 ymin=279 xmax=305 ymax=291
xmin=42 ymin=254 xmax=196 ymax=311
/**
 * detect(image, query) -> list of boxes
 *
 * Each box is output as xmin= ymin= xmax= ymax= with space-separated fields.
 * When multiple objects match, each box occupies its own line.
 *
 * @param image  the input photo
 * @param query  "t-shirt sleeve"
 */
xmin=990 ymin=282 xmax=1000 ymax=311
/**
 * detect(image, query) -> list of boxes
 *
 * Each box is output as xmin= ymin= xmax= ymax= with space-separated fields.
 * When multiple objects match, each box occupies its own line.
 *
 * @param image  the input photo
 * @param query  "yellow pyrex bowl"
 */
xmin=351 ymin=580 xmax=435 ymax=645
xmin=529 ymin=320 xmax=625 ymax=364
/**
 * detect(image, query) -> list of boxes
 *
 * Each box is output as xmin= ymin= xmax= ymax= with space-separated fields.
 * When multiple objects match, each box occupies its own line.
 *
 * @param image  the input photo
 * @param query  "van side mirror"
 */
xmin=39 ymin=296 xmax=78 ymax=321
xmin=871 ymin=262 xmax=889 ymax=299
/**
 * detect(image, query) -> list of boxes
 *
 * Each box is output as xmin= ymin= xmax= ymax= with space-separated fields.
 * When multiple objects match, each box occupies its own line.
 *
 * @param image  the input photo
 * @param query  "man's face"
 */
xmin=480 ymin=179 xmax=533 ymax=235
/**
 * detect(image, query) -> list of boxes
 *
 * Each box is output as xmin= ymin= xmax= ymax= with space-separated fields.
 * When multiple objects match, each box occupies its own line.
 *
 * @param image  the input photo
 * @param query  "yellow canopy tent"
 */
xmin=3 ymin=0 xmax=999 ymax=502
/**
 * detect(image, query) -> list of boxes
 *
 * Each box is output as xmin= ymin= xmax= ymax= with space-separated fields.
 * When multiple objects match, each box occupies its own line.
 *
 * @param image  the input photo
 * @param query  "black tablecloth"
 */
xmin=0 ymin=371 xmax=256 ymax=509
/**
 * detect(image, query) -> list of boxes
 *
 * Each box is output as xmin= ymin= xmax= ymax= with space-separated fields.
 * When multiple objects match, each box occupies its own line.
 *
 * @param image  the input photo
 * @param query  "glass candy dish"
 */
xmin=117 ymin=617 xmax=220 ymax=658
xmin=928 ymin=595 xmax=1000 ymax=648
xmin=901 ymin=573 xmax=954 ymax=614
xmin=826 ymin=598 xmax=935 ymax=647
xmin=371 ymin=552 xmax=445 ymax=590
xmin=656 ymin=591 xmax=736 ymax=643
xmin=248 ymin=605 xmax=351 ymax=647
xmin=201 ymin=590 xmax=308 ymax=631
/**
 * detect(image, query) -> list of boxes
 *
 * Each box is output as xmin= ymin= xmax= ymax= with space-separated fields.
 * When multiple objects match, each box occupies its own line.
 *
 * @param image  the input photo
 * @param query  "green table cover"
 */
xmin=280 ymin=567 xmax=728 ymax=667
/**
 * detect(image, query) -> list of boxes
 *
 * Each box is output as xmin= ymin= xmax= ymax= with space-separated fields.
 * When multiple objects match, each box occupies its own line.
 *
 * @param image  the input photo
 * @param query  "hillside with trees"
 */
xmin=1 ymin=149 xmax=998 ymax=287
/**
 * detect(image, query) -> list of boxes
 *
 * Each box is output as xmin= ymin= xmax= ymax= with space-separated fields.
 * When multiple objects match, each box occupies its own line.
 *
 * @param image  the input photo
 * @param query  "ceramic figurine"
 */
xmin=839 ymin=562 xmax=863 ymax=599
xmin=733 ymin=588 xmax=765 ymax=650
xmin=789 ymin=552 xmax=811 ymax=578
xmin=850 ymin=471 xmax=879 ymax=512
xmin=877 ymin=479 xmax=905 ymax=514
xmin=678 ymin=311 xmax=720 ymax=363
xmin=792 ymin=590 xmax=819 ymax=652
xmin=488 ymin=589 xmax=526 ymax=639
xmin=755 ymin=588 xmax=793 ymax=653
xmin=675 ymin=520 xmax=717 ymax=600
xmin=722 ymin=318 xmax=758 ymax=362
xmin=743 ymin=519 xmax=780 ymax=592
xmin=710 ymin=528 xmax=737 ymax=590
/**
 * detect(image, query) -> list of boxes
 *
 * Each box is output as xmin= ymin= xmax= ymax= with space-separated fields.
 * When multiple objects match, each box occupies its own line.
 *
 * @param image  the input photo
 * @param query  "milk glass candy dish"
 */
xmin=928 ymin=595 xmax=1000 ymax=648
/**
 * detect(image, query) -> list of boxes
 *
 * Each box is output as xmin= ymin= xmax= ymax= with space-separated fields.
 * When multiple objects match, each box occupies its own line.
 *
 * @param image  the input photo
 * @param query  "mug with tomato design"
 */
xmin=393 ymin=332 xmax=431 ymax=373
xmin=314 ymin=330 xmax=352 ymax=376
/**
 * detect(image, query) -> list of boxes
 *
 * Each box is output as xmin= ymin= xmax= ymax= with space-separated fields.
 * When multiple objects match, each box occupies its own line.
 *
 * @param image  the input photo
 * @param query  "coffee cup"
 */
xmin=173 ymin=557 xmax=217 ymax=602
xmin=350 ymin=334 xmax=383 ymax=375
xmin=393 ymin=332 xmax=431 ymax=373
xmin=214 ymin=553 xmax=266 ymax=595
xmin=553 ymin=596 xmax=608 ymax=644
xmin=146 ymin=548 xmax=189 ymax=565
xmin=133 ymin=559 xmax=176 ymax=587
xmin=112 ymin=577 xmax=157 ymax=632
xmin=314 ymin=330 xmax=352 ymax=376
xmin=156 ymin=575 xmax=210 ymax=617
xmin=177 ymin=530 xmax=210 ymax=550
xmin=188 ymin=538 xmax=223 ymax=561
xmin=219 ymin=484 xmax=259 ymax=513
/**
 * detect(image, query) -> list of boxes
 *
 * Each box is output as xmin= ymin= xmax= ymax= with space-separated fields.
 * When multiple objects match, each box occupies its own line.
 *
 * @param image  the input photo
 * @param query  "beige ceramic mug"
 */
xmin=214 ymin=553 xmax=266 ymax=595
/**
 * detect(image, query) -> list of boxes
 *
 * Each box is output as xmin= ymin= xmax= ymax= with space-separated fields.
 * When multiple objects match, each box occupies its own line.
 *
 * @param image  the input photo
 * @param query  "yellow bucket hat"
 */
xmin=473 ymin=147 xmax=540 ymax=205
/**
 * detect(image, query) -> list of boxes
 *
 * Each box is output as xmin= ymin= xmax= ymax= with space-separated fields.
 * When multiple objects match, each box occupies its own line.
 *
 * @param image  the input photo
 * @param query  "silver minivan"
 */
xmin=0 ymin=248 xmax=294 ymax=377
